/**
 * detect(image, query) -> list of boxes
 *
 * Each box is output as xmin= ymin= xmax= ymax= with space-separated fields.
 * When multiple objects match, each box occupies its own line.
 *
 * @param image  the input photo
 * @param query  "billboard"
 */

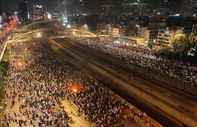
xmin=64 ymin=16 xmax=68 ymax=23
xmin=126 ymin=3 xmax=148 ymax=6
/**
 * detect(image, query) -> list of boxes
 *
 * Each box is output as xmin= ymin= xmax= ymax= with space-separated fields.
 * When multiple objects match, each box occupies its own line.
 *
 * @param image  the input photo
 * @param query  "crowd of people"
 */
xmin=70 ymin=37 xmax=197 ymax=88
xmin=3 ymin=41 xmax=159 ymax=127
xmin=4 ymin=42 xmax=70 ymax=126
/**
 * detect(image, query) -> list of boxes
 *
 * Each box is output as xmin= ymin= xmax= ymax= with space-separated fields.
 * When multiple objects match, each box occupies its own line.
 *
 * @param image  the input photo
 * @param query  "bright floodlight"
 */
xmin=67 ymin=24 xmax=71 ymax=28
xmin=18 ymin=62 xmax=22 ymax=66
xmin=73 ymin=31 xmax=76 ymax=34
xmin=48 ymin=14 xmax=51 ymax=19
xmin=73 ymin=89 xmax=77 ymax=92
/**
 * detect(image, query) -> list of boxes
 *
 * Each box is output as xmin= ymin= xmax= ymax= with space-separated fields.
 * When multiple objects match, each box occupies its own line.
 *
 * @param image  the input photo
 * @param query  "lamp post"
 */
xmin=136 ymin=24 xmax=140 ymax=37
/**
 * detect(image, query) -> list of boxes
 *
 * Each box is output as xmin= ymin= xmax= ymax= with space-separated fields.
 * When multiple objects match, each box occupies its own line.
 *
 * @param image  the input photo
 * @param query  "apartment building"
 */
xmin=139 ymin=27 xmax=158 ymax=43
xmin=157 ymin=27 xmax=176 ymax=46
xmin=112 ymin=27 xmax=127 ymax=37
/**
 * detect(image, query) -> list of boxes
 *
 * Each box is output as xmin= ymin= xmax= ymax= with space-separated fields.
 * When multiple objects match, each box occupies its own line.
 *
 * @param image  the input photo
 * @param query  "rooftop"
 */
xmin=122 ymin=36 xmax=145 ymax=40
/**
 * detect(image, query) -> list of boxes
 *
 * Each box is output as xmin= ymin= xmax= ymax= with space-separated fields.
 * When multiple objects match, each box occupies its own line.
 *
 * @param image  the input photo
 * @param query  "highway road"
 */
xmin=9 ymin=22 xmax=196 ymax=126
xmin=5 ymin=41 xmax=93 ymax=127
xmin=49 ymin=38 xmax=197 ymax=127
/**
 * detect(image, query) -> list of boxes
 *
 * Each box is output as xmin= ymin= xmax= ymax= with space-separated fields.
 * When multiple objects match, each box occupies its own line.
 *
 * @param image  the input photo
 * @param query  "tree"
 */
xmin=86 ymin=14 xmax=100 ymax=31
xmin=171 ymin=34 xmax=197 ymax=57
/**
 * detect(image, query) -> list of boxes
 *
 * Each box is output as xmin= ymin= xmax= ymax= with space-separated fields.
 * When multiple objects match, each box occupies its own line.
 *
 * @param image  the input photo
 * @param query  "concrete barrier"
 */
xmin=0 ymin=43 xmax=7 ymax=62
xmin=124 ymin=63 xmax=197 ymax=96
xmin=48 ymin=38 xmax=197 ymax=127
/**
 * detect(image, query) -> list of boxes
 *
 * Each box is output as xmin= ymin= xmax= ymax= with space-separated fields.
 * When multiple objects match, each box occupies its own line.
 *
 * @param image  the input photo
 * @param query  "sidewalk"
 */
xmin=61 ymin=98 xmax=92 ymax=127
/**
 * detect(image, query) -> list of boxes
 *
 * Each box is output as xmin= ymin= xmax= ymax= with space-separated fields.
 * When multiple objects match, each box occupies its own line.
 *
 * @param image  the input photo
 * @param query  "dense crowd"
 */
xmin=4 ymin=43 xmax=70 ymax=126
xmin=3 ymin=41 xmax=157 ymax=127
xmin=70 ymin=37 xmax=197 ymax=88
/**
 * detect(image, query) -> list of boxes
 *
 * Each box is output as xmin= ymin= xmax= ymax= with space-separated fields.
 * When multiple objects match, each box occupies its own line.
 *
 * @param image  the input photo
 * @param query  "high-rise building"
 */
xmin=121 ymin=0 xmax=148 ymax=16
xmin=102 ymin=5 xmax=114 ymax=14
xmin=158 ymin=0 xmax=173 ymax=17
xmin=180 ymin=0 xmax=195 ymax=17
xmin=79 ymin=0 xmax=84 ymax=14
xmin=18 ymin=0 xmax=28 ymax=22
xmin=0 ymin=1 xmax=2 ymax=25
xmin=193 ymin=3 xmax=197 ymax=17
xmin=33 ymin=5 xmax=43 ymax=14
xmin=0 ymin=1 xmax=2 ymax=16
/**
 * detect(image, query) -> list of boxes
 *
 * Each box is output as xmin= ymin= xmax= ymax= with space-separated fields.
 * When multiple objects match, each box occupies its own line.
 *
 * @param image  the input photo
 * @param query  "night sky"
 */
xmin=1 ymin=0 xmax=181 ymax=14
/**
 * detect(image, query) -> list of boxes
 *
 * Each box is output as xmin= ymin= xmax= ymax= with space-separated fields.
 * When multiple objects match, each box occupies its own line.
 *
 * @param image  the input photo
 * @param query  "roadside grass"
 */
xmin=0 ymin=49 xmax=9 ymax=127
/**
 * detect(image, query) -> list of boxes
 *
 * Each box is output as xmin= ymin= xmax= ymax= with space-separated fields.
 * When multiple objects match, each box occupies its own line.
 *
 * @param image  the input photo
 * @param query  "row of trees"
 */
xmin=0 ymin=50 xmax=9 ymax=104
xmin=152 ymin=34 xmax=197 ymax=63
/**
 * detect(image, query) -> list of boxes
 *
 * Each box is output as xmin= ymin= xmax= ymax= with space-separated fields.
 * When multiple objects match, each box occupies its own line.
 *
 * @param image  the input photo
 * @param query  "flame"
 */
xmin=18 ymin=62 xmax=22 ymax=66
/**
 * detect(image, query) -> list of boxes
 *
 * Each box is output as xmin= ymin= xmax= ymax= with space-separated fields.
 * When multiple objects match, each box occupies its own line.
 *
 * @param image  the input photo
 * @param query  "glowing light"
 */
xmin=33 ymin=42 xmax=35 ymax=45
xmin=67 ymin=24 xmax=71 ymax=28
xmin=55 ymin=23 xmax=57 ymax=26
xmin=18 ymin=62 xmax=22 ymax=66
xmin=73 ymin=89 xmax=77 ymax=92
xmin=48 ymin=14 xmax=51 ymax=19
xmin=73 ymin=32 xmax=76 ymax=34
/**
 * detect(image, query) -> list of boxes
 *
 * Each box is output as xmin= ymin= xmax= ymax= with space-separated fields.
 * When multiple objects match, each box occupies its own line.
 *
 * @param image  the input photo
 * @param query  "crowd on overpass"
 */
xmin=70 ymin=37 xmax=197 ymax=88
xmin=3 ymin=41 xmax=159 ymax=127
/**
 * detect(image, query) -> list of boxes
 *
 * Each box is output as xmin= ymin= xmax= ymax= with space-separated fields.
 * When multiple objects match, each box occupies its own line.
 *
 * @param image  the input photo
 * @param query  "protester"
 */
xmin=69 ymin=37 xmax=197 ymax=88
xmin=3 ymin=41 xmax=159 ymax=127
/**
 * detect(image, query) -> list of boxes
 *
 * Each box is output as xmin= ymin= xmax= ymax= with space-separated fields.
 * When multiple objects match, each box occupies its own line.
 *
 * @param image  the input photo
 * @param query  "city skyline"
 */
xmin=1 ymin=0 xmax=181 ymax=14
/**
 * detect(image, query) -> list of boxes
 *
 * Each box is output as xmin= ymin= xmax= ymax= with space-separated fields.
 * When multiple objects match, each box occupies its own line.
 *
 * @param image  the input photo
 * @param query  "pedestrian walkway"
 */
xmin=61 ymin=99 xmax=92 ymax=127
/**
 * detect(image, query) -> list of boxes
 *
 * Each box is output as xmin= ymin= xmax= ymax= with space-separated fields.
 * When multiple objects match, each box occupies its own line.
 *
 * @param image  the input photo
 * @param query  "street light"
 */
xmin=67 ymin=24 xmax=71 ymax=28
xmin=83 ymin=24 xmax=89 ymax=31
xmin=136 ymin=24 xmax=140 ymax=37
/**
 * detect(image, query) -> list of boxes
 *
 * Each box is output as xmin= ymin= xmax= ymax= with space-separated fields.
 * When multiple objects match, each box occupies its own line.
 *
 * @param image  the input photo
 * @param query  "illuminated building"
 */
xmin=0 ymin=1 xmax=2 ymax=16
xmin=157 ymin=27 xmax=176 ymax=46
xmin=18 ymin=0 xmax=28 ymax=22
xmin=180 ymin=0 xmax=195 ymax=17
xmin=33 ymin=5 xmax=43 ymax=14
xmin=121 ymin=0 xmax=149 ymax=16
xmin=158 ymin=0 xmax=173 ymax=17
xmin=79 ymin=0 xmax=84 ymax=14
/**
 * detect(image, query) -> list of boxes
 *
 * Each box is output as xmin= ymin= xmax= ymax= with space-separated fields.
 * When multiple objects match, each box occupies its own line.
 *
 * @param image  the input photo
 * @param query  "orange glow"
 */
xmin=73 ymin=89 xmax=77 ymax=92
xmin=64 ymin=32 xmax=68 ymax=34
xmin=18 ymin=62 xmax=22 ymax=66
xmin=33 ymin=42 xmax=35 ymax=45
xmin=55 ymin=23 xmax=57 ymax=26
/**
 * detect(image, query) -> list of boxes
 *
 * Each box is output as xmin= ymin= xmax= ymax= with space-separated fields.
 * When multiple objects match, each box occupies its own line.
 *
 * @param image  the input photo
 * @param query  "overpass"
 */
xmin=9 ymin=28 xmax=97 ymax=42
xmin=7 ymin=34 xmax=97 ymax=43
xmin=10 ymin=31 xmax=30 ymax=33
